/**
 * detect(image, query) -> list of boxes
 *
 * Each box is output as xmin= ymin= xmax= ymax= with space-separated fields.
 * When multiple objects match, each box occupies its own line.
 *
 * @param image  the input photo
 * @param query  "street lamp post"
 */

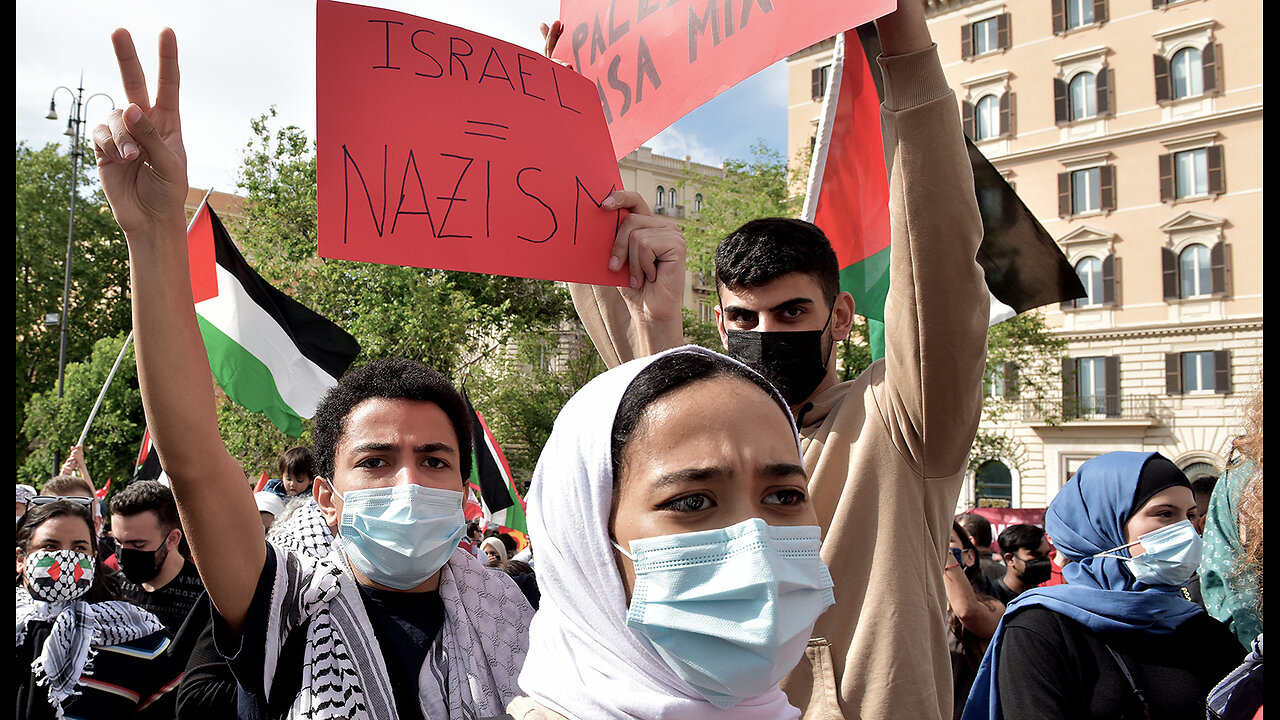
xmin=47 ymin=75 xmax=113 ymax=475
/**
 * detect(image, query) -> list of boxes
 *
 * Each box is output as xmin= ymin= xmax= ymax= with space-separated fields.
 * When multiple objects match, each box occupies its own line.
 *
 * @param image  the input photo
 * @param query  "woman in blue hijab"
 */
xmin=961 ymin=451 xmax=1243 ymax=720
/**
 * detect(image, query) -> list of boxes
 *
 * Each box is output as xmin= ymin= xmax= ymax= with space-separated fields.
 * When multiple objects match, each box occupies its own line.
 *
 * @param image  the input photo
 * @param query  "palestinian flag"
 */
xmin=132 ymin=427 xmax=161 ymax=484
xmin=461 ymin=389 xmax=528 ymax=536
xmin=187 ymin=201 xmax=361 ymax=436
xmin=802 ymin=24 xmax=1085 ymax=359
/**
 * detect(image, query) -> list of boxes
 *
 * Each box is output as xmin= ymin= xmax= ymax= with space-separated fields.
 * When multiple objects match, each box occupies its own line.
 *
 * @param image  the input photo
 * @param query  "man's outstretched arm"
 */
xmin=94 ymin=27 xmax=265 ymax=633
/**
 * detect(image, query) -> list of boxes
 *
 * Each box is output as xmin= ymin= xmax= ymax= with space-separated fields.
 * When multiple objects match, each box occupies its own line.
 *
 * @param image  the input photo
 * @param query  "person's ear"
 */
xmin=831 ymin=291 xmax=856 ymax=343
xmin=165 ymin=527 xmax=182 ymax=552
xmin=714 ymin=304 xmax=729 ymax=350
xmin=314 ymin=477 xmax=341 ymax=528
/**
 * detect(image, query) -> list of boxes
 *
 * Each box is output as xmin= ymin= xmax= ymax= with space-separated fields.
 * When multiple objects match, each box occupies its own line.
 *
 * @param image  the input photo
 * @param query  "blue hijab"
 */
xmin=960 ymin=451 xmax=1204 ymax=720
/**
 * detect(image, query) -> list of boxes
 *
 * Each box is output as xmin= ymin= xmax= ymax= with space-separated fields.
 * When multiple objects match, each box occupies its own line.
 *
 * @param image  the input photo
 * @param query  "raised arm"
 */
xmin=874 ymin=1 xmax=989 ymax=476
xmin=93 ymin=28 xmax=264 ymax=633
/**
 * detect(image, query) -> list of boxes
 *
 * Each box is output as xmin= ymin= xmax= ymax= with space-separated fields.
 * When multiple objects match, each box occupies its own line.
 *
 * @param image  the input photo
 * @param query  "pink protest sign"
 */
xmin=317 ymin=0 xmax=629 ymax=286
xmin=553 ymin=0 xmax=896 ymax=159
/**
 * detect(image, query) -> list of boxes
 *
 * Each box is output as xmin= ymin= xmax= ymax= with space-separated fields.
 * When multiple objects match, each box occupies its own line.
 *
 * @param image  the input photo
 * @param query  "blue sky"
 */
xmin=15 ymin=0 xmax=789 ymax=192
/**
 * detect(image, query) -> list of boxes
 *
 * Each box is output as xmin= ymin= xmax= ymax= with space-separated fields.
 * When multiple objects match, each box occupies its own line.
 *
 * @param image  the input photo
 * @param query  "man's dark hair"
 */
xmin=278 ymin=446 xmax=315 ymax=482
xmin=997 ymin=523 xmax=1046 ymax=557
xmin=497 ymin=532 xmax=518 ymax=556
xmin=956 ymin=512 xmax=994 ymax=549
xmin=110 ymin=480 xmax=181 ymax=535
xmin=312 ymin=357 xmax=473 ymax=482
xmin=714 ymin=218 xmax=840 ymax=305
xmin=1191 ymin=476 xmax=1218 ymax=504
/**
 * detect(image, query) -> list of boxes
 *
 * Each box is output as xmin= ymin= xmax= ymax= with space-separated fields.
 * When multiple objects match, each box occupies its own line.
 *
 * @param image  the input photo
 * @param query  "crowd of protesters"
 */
xmin=16 ymin=2 xmax=1262 ymax=719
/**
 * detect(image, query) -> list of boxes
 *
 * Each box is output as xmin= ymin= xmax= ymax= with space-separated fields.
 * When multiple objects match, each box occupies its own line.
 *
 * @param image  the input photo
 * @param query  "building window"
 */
xmin=1171 ymin=47 xmax=1204 ymax=99
xmin=975 ymin=95 xmax=1001 ymax=140
xmin=974 ymin=460 xmax=1013 ymax=508
xmin=1058 ymin=164 xmax=1115 ymax=217
xmin=1174 ymin=148 xmax=1209 ymax=198
xmin=961 ymin=13 xmax=1011 ymax=60
xmin=694 ymin=193 xmax=703 ymax=212
xmin=655 ymin=185 xmax=665 ymax=209
xmin=1064 ymin=355 xmax=1120 ymax=418
xmin=1178 ymin=243 xmax=1212 ymax=298
xmin=1065 ymin=0 xmax=1094 ymax=29
xmin=1068 ymin=72 xmax=1097 ymax=120
xmin=669 ymin=188 xmax=677 ymax=209
xmin=811 ymin=64 xmax=831 ymax=101
xmin=1075 ymin=257 xmax=1103 ymax=306
xmin=986 ymin=362 xmax=1019 ymax=400
xmin=1166 ymin=350 xmax=1231 ymax=395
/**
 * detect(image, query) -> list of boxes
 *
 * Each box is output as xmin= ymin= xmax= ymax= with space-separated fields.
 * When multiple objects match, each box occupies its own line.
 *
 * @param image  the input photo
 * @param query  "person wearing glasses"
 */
xmin=16 ymin=498 xmax=184 ymax=718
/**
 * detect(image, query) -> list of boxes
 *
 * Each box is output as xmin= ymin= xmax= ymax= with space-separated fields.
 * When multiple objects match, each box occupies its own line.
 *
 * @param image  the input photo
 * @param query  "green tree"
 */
xmin=19 ymin=331 xmax=143 ymax=494
xmin=16 ymin=141 xmax=132 ymax=470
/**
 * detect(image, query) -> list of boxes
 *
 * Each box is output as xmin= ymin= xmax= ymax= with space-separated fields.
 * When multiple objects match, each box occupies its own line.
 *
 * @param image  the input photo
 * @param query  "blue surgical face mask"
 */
xmin=328 ymin=482 xmax=466 ymax=590
xmin=1094 ymin=519 xmax=1202 ymax=586
xmin=613 ymin=517 xmax=836 ymax=709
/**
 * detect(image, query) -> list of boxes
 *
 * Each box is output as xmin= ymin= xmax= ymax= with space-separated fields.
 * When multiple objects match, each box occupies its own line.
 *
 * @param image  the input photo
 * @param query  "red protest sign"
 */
xmin=316 ymin=0 xmax=629 ymax=286
xmin=553 ymin=0 xmax=896 ymax=159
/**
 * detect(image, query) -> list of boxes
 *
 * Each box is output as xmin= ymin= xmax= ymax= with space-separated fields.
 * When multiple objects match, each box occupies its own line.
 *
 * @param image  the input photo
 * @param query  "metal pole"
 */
xmin=55 ymin=81 xmax=83 ymax=404
xmin=77 ymin=331 xmax=135 ymax=448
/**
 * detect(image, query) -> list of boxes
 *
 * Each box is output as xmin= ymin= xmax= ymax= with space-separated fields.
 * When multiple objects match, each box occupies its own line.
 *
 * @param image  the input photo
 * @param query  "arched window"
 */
xmin=975 ymin=460 xmax=1013 ymax=508
xmin=669 ymin=188 xmax=677 ymax=208
xmin=975 ymin=95 xmax=1001 ymax=140
xmin=1074 ymin=256 xmax=1103 ymax=306
xmin=1171 ymin=47 xmax=1204 ymax=99
xmin=1068 ymin=72 xmax=1097 ymax=120
xmin=694 ymin=193 xmax=703 ymax=212
xmin=655 ymin=185 xmax=665 ymax=209
xmin=1179 ymin=243 xmax=1212 ymax=298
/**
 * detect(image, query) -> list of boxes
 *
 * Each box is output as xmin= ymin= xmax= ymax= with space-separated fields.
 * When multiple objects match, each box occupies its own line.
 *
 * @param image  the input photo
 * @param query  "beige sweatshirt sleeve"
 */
xmin=876 ymin=44 xmax=989 ymax=479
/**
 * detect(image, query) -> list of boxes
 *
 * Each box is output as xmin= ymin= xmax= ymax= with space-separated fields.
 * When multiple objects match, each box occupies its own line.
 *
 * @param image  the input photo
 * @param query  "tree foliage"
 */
xmin=16 ymin=141 xmax=133 ymax=474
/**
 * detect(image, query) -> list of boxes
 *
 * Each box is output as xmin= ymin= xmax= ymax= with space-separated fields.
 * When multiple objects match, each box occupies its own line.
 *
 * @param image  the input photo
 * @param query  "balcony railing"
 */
xmin=1005 ymin=394 xmax=1168 ymax=423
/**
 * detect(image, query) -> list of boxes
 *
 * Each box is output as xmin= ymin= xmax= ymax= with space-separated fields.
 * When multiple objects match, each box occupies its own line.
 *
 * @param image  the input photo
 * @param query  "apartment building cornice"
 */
xmin=988 ymin=104 xmax=1262 ymax=167
xmin=1052 ymin=316 xmax=1263 ymax=343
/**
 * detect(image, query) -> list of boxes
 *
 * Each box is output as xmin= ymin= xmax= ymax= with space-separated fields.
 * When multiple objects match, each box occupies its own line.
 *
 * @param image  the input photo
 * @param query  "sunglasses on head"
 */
xmin=27 ymin=495 xmax=95 ymax=509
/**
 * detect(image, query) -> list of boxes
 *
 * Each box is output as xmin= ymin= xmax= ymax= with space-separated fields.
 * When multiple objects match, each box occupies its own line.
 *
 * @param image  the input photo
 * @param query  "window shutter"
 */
xmin=1096 ymin=66 xmax=1111 ymax=116
xmin=1210 ymin=240 xmax=1227 ymax=296
xmin=1104 ymin=356 xmax=1121 ymax=418
xmin=1062 ymin=358 xmax=1078 ymax=420
xmin=999 ymin=93 xmax=1012 ymax=137
xmin=997 ymin=13 xmax=1011 ymax=50
xmin=961 ymin=24 xmax=973 ymax=60
xmin=1206 ymin=145 xmax=1226 ymax=195
xmin=811 ymin=68 xmax=824 ymax=100
xmin=1003 ymin=362 xmax=1020 ymax=400
xmin=1165 ymin=354 xmax=1182 ymax=395
xmin=1158 ymin=153 xmax=1175 ymax=202
xmin=1161 ymin=246 xmax=1179 ymax=300
xmin=1051 ymin=0 xmax=1066 ymax=34
xmin=962 ymin=100 xmax=975 ymax=140
xmin=1100 ymin=164 xmax=1116 ymax=212
xmin=1058 ymin=172 xmax=1072 ymax=217
xmin=1102 ymin=253 xmax=1116 ymax=305
xmin=1054 ymin=77 xmax=1068 ymax=124
xmin=1202 ymin=42 xmax=1219 ymax=95
xmin=1213 ymin=350 xmax=1231 ymax=395
xmin=1154 ymin=54 xmax=1172 ymax=103
xmin=1094 ymin=0 xmax=1109 ymax=24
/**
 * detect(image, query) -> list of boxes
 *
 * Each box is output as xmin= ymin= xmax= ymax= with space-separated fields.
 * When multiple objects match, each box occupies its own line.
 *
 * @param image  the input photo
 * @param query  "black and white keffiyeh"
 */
xmin=15 ymin=588 xmax=166 ymax=719
xmin=259 ymin=541 xmax=532 ymax=719
xmin=266 ymin=497 xmax=334 ymax=559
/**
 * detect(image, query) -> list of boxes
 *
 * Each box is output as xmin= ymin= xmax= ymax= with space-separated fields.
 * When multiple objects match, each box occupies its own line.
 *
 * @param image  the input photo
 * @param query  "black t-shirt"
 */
xmin=216 ymin=548 xmax=446 ymax=720
xmin=996 ymin=605 xmax=1245 ymax=720
xmin=118 ymin=558 xmax=207 ymax=636
xmin=989 ymin=576 xmax=1020 ymax=606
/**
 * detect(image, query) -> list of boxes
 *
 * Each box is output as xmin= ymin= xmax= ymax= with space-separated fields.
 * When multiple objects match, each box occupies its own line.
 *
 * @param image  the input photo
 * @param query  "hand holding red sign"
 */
xmin=553 ymin=0 xmax=896 ymax=160
xmin=316 ymin=0 xmax=629 ymax=286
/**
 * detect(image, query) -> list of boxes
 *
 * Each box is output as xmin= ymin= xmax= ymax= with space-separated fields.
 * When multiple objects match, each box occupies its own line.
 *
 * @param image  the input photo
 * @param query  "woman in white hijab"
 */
xmin=508 ymin=345 xmax=835 ymax=719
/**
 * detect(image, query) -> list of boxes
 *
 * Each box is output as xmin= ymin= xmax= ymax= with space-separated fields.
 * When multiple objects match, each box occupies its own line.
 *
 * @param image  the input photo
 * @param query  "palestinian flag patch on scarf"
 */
xmin=187 ymin=201 xmax=361 ymax=436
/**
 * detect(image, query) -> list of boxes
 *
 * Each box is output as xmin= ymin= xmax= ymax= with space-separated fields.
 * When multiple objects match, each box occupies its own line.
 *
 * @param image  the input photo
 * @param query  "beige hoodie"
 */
xmin=567 ymin=43 xmax=987 ymax=720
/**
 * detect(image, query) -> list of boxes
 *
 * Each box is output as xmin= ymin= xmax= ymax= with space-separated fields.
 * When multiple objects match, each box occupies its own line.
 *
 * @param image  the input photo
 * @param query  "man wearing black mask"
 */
xmin=110 ymin=479 xmax=206 ymax=635
xmin=990 ymin=523 xmax=1053 ymax=605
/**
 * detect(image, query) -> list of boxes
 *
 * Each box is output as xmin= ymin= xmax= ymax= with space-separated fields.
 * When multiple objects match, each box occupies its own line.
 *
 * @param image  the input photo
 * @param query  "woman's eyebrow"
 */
xmin=651 ymin=466 xmax=730 ymax=489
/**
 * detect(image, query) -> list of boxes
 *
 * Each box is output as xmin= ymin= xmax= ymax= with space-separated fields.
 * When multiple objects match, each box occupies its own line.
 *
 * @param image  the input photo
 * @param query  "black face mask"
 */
xmin=1017 ymin=556 xmax=1053 ymax=586
xmin=725 ymin=308 xmax=834 ymax=406
xmin=117 ymin=544 xmax=167 ymax=585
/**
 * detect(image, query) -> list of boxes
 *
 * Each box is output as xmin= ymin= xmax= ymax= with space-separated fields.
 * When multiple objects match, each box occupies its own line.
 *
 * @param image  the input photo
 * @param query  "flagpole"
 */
xmin=77 ymin=330 xmax=134 ymax=448
xmin=191 ymin=187 xmax=214 ymax=231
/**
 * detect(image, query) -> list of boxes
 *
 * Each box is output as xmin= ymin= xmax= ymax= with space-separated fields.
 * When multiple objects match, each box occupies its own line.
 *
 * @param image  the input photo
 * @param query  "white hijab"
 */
xmin=519 ymin=345 xmax=802 ymax=719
